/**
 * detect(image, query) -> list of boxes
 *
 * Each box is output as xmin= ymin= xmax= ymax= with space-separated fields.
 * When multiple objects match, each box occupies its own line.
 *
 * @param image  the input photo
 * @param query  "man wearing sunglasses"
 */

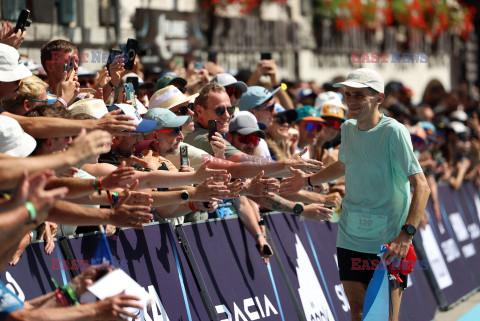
xmin=184 ymin=83 xmax=324 ymax=178
xmin=293 ymin=105 xmax=326 ymax=159
xmin=281 ymin=68 xmax=430 ymax=321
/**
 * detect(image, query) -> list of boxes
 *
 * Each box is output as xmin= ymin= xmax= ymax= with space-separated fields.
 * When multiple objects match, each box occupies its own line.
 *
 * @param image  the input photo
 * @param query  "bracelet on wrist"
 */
xmin=106 ymin=191 xmax=119 ymax=206
xmin=108 ymin=81 xmax=117 ymax=88
xmin=255 ymin=233 xmax=265 ymax=240
xmin=94 ymin=178 xmax=103 ymax=191
xmin=57 ymin=97 xmax=68 ymax=108
xmin=25 ymin=201 xmax=36 ymax=224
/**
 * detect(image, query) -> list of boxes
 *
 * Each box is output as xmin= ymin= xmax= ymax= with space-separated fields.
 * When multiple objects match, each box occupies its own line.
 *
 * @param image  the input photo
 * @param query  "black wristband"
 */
xmin=108 ymin=81 xmax=116 ymax=88
xmin=259 ymin=219 xmax=265 ymax=226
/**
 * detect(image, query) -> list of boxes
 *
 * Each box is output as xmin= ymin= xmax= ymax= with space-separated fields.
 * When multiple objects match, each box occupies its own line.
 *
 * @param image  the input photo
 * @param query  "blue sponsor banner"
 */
xmin=180 ymin=217 xmax=299 ymax=321
xmin=415 ymin=199 xmax=476 ymax=307
xmin=437 ymin=186 xmax=480 ymax=283
xmin=66 ymin=223 xmax=209 ymax=321
xmin=1 ymin=241 xmax=71 ymax=301
xmin=265 ymin=212 xmax=350 ymax=321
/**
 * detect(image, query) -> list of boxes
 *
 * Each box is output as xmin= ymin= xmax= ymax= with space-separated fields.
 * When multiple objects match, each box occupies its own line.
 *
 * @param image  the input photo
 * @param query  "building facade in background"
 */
xmin=2 ymin=0 xmax=478 ymax=103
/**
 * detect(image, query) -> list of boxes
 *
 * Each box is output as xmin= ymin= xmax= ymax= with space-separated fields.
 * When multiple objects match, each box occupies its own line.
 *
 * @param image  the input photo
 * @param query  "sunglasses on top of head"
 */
xmin=156 ymin=127 xmax=182 ymax=137
xmin=323 ymin=118 xmax=342 ymax=130
xmin=304 ymin=122 xmax=323 ymax=132
xmin=237 ymin=134 xmax=261 ymax=147
xmin=174 ymin=103 xmax=195 ymax=116
xmin=208 ymin=105 xmax=235 ymax=116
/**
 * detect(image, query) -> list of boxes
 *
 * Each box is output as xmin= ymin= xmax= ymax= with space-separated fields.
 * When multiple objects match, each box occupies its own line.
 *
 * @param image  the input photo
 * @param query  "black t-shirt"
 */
xmin=0 ymin=106 xmax=5 ymax=114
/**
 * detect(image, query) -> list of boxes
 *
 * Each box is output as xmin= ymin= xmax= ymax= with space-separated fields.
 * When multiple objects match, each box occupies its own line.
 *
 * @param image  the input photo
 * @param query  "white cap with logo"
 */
xmin=0 ymin=44 xmax=32 ymax=82
xmin=333 ymin=68 xmax=384 ymax=93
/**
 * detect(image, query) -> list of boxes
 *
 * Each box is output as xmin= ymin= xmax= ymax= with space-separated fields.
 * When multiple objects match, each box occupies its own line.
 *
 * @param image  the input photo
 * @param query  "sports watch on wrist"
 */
xmin=293 ymin=203 xmax=304 ymax=216
xmin=401 ymin=224 xmax=416 ymax=236
xmin=180 ymin=190 xmax=190 ymax=202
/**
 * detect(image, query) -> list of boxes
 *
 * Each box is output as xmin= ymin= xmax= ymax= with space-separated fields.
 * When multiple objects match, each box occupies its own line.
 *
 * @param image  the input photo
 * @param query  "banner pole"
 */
xmin=264 ymin=213 xmax=308 ymax=321
xmin=176 ymin=225 xmax=220 ymax=321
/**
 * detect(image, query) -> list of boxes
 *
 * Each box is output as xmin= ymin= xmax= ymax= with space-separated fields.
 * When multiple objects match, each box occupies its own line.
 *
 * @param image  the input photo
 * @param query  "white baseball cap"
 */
xmin=0 ymin=44 xmax=32 ymax=82
xmin=210 ymin=73 xmax=247 ymax=93
xmin=333 ymin=68 xmax=384 ymax=93
xmin=0 ymin=115 xmax=36 ymax=157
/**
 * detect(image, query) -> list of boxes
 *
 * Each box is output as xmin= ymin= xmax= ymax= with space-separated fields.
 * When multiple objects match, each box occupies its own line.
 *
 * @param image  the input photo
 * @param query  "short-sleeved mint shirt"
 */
xmin=337 ymin=115 xmax=423 ymax=253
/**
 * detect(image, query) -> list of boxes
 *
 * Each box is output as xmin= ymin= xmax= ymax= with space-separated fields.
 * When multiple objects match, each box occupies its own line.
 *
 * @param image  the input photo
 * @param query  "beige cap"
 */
xmin=68 ymin=98 xmax=108 ymax=118
xmin=149 ymin=85 xmax=199 ymax=110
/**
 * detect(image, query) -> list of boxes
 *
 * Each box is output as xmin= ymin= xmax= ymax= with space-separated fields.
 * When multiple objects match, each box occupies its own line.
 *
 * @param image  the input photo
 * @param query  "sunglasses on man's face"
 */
xmin=226 ymin=86 xmax=242 ymax=99
xmin=209 ymin=105 xmax=235 ymax=116
xmin=254 ymin=102 xmax=275 ymax=113
xmin=238 ymin=134 xmax=261 ymax=147
xmin=323 ymin=118 xmax=342 ymax=130
xmin=175 ymin=103 xmax=194 ymax=116
xmin=156 ymin=127 xmax=182 ymax=137
xmin=304 ymin=122 xmax=323 ymax=132
xmin=276 ymin=115 xmax=292 ymax=125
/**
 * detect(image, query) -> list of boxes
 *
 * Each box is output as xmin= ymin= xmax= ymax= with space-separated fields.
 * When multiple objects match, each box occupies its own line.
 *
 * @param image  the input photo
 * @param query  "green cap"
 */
xmin=295 ymin=105 xmax=325 ymax=123
xmin=155 ymin=73 xmax=187 ymax=91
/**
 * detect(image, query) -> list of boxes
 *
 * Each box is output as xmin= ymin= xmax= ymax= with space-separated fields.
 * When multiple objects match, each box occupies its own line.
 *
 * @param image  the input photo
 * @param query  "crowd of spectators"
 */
xmin=0 ymin=17 xmax=478 ymax=319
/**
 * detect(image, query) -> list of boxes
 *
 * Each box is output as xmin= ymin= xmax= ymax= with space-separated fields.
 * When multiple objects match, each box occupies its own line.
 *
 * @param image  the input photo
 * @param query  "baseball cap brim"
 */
xmin=333 ymin=81 xmax=369 ymax=89
xmin=302 ymin=116 xmax=325 ymax=123
xmin=0 ymin=64 xmax=32 ymax=82
xmin=256 ymin=86 xmax=281 ymax=107
xmin=322 ymin=115 xmax=345 ymax=122
xmin=231 ymin=81 xmax=248 ymax=93
xmin=5 ymin=132 xmax=36 ymax=157
xmin=162 ymin=115 xmax=191 ymax=128
xmin=236 ymin=127 xmax=266 ymax=139
xmin=135 ymin=119 xmax=158 ymax=133
xmin=278 ymin=109 xmax=298 ymax=123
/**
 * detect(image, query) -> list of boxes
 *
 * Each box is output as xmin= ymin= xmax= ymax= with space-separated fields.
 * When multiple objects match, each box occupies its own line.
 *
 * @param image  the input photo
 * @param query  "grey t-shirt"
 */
xmin=183 ymin=122 xmax=240 ymax=157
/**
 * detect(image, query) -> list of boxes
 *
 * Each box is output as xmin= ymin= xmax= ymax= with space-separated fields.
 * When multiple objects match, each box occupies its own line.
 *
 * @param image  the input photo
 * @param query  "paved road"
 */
xmin=434 ymin=290 xmax=480 ymax=321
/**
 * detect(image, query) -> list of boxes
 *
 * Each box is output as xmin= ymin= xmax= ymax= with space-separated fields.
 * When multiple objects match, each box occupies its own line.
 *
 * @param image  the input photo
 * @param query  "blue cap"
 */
xmin=143 ymin=108 xmax=191 ymax=131
xmin=107 ymin=104 xmax=157 ymax=133
xmin=238 ymin=86 xmax=281 ymax=111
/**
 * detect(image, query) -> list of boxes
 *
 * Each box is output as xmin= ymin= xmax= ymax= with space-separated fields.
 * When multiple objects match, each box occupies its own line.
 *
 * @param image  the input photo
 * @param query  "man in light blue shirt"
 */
xmin=280 ymin=68 xmax=430 ymax=321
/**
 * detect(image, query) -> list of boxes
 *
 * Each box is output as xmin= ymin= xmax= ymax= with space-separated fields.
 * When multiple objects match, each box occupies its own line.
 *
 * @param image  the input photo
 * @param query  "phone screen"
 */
xmin=124 ymin=83 xmax=136 ymax=108
xmin=180 ymin=146 xmax=189 ymax=167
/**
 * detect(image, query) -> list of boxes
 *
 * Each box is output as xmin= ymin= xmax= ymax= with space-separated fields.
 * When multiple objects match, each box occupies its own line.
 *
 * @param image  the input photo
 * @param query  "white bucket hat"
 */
xmin=0 ymin=44 xmax=32 ymax=82
xmin=0 ymin=115 xmax=36 ymax=157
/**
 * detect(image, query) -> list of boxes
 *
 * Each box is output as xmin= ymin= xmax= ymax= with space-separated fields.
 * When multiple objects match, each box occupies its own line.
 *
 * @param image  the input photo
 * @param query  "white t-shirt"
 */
xmin=296 ymin=146 xmax=310 ymax=159
xmin=256 ymin=139 xmax=271 ymax=158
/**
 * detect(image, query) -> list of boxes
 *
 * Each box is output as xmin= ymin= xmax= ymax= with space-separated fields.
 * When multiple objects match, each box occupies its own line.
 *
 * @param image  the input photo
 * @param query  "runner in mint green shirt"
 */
xmin=280 ymin=68 xmax=431 ymax=321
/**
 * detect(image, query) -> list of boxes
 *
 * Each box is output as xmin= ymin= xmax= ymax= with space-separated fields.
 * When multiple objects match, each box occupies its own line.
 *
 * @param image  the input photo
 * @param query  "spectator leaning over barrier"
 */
xmin=184 ymin=83 xmax=323 ymax=178
xmin=139 ymin=108 xmax=230 ymax=223
xmin=225 ymin=112 xmax=334 ymax=245
xmin=149 ymin=85 xmax=209 ymax=170
xmin=280 ymin=68 xmax=431 ymax=321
